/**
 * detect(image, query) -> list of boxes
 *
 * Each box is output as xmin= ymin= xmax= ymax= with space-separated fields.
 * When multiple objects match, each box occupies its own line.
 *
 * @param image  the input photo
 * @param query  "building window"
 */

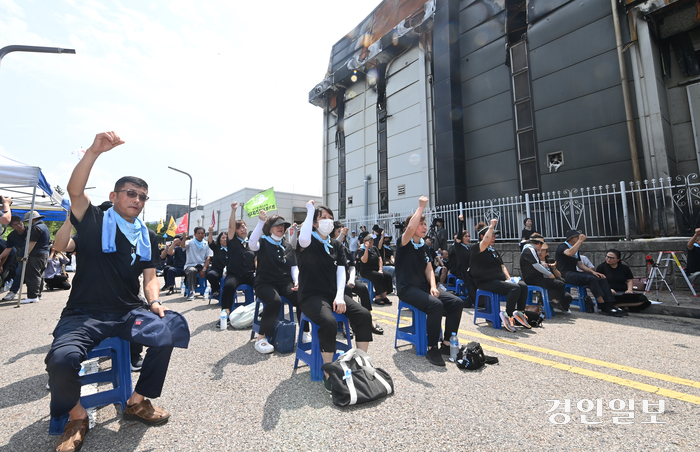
xmin=335 ymin=89 xmax=347 ymax=219
xmin=376 ymin=63 xmax=388 ymax=214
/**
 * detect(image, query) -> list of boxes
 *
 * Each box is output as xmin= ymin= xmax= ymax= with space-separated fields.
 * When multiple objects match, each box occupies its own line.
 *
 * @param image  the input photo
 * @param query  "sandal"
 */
xmin=382 ymin=297 xmax=392 ymax=305
xmin=372 ymin=323 xmax=384 ymax=335
xmin=373 ymin=298 xmax=386 ymax=305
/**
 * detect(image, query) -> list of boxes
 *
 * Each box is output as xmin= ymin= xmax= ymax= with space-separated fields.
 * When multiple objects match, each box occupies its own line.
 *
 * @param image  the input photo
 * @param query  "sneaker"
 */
xmin=123 ymin=399 xmax=170 ymax=426
xmin=186 ymin=294 xmax=194 ymax=301
xmin=323 ymin=375 xmax=332 ymax=393
xmin=499 ymin=311 xmax=516 ymax=332
xmin=131 ymin=356 xmax=144 ymax=372
xmin=254 ymin=338 xmax=274 ymax=354
xmin=302 ymin=332 xmax=312 ymax=343
xmin=20 ymin=297 xmax=38 ymax=304
xmin=2 ymin=292 xmax=16 ymax=301
xmin=439 ymin=343 xmax=451 ymax=356
xmin=426 ymin=347 xmax=446 ymax=366
xmin=438 ymin=284 xmax=447 ymax=291
xmin=512 ymin=311 xmax=532 ymax=329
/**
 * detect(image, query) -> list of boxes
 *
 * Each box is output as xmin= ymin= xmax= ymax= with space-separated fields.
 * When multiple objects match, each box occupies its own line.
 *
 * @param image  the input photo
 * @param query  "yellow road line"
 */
xmin=372 ymin=310 xmax=700 ymax=390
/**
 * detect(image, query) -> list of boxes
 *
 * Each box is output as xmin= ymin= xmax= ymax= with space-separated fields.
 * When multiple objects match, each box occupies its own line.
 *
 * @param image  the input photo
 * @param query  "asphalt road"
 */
xmin=1 ymin=287 xmax=698 ymax=452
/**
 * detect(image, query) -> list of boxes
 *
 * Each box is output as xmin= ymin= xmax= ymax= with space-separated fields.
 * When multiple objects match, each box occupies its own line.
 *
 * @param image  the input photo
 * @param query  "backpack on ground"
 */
xmin=456 ymin=342 xmax=498 ymax=370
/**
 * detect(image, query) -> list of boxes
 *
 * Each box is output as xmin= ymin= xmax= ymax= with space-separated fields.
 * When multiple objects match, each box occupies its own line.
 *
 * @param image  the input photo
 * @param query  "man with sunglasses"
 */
xmin=45 ymin=132 xmax=190 ymax=452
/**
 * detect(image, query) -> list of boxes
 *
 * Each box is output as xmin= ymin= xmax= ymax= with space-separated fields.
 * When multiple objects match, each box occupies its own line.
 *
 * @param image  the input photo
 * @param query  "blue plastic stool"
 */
xmin=565 ymin=284 xmax=590 ymax=312
xmin=294 ymin=312 xmax=352 ymax=381
xmin=360 ymin=278 xmax=375 ymax=302
xmin=250 ymin=296 xmax=295 ymax=340
xmin=526 ymin=285 xmax=554 ymax=319
xmin=454 ymin=279 xmax=468 ymax=301
xmin=49 ymin=337 xmax=133 ymax=435
xmin=394 ymin=300 xmax=429 ymax=356
xmin=446 ymin=274 xmax=458 ymax=292
xmin=184 ymin=276 xmax=207 ymax=298
xmin=233 ymin=284 xmax=255 ymax=309
xmin=473 ymin=290 xmax=505 ymax=329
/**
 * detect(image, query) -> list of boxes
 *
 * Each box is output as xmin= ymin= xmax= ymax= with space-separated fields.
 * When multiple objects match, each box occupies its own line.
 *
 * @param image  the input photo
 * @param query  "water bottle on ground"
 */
xmin=220 ymin=309 xmax=227 ymax=330
xmin=180 ymin=280 xmax=185 ymax=296
xmin=204 ymin=286 xmax=211 ymax=301
xmin=449 ymin=332 xmax=459 ymax=362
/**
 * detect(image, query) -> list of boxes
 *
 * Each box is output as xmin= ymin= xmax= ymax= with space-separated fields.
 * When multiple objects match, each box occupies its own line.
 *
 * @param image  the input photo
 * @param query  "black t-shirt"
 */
xmin=6 ymin=230 xmax=26 ymax=255
xmin=596 ymin=262 xmax=633 ymax=292
xmin=29 ymin=221 xmax=51 ymax=255
xmin=171 ymin=247 xmax=186 ymax=269
xmin=522 ymin=228 xmax=534 ymax=241
xmin=469 ymin=243 xmax=506 ymax=285
xmin=209 ymin=241 xmax=228 ymax=272
xmin=66 ymin=205 xmax=159 ymax=314
xmin=555 ymin=242 xmax=580 ymax=275
xmin=395 ymin=235 xmax=432 ymax=293
xmin=379 ymin=245 xmax=394 ymax=265
xmin=228 ymin=236 xmax=255 ymax=280
xmin=255 ymin=238 xmax=296 ymax=287
xmin=356 ymin=246 xmax=380 ymax=272
xmin=687 ymin=244 xmax=700 ymax=274
xmin=298 ymin=236 xmax=345 ymax=301
xmin=520 ymin=244 xmax=544 ymax=283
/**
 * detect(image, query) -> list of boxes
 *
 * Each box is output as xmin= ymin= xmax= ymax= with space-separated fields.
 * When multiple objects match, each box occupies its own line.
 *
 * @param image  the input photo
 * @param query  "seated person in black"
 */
xmin=378 ymin=233 xmax=396 ymax=287
xmin=356 ymin=231 xmax=393 ymax=305
xmin=298 ymin=201 xmax=372 ymax=387
xmin=596 ymin=249 xmax=650 ymax=312
xmin=220 ymin=201 xmax=256 ymax=324
xmin=554 ymin=230 xmax=626 ymax=317
xmin=685 ymin=228 xmax=700 ymax=285
xmin=164 ymin=236 xmax=187 ymax=294
xmin=395 ymin=196 xmax=463 ymax=367
xmin=206 ymin=225 xmax=228 ymax=299
xmin=332 ymin=221 xmax=383 ymax=335
xmin=248 ymin=210 xmax=299 ymax=354
xmin=45 ymin=132 xmax=189 ymax=452
xmin=471 ymin=219 xmax=530 ymax=332
xmin=447 ymin=229 xmax=477 ymax=307
xmin=520 ymin=234 xmax=571 ymax=313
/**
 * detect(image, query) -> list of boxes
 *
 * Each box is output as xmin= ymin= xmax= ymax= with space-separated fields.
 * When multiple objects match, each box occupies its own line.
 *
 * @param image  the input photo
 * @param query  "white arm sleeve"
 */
xmin=533 ymin=262 xmax=553 ymax=277
xmin=348 ymin=266 xmax=356 ymax=284
xmin=291 ymin=265 xmax=299 ymax=285
xmin=335 ymin=266 xmax=346 ymax=303
xmin=248 ymin=221 xmax=264 ymax=251
xmin=298 ymin=202 xmax=315 ymax=249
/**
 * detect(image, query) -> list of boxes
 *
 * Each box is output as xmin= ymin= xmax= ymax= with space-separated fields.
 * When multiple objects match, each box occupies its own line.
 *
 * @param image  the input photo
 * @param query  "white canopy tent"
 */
xmin=1 ymin=156 xmax=69 ymax=307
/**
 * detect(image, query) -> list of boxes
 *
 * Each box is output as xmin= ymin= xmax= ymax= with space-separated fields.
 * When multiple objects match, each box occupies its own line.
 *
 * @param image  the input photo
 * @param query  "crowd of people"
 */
xmin=0 ymin=132 xmax=674 ymax=452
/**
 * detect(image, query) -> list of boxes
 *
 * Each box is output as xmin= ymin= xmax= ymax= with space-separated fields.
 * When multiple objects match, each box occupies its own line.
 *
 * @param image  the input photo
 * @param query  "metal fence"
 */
xmin=342 ymin=174 xmax=700 ymax=242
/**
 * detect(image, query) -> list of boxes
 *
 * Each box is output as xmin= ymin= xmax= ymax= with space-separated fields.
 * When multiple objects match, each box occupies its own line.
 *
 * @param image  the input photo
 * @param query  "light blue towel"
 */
xmin=102 ymin=207 xmax=151 ymax=264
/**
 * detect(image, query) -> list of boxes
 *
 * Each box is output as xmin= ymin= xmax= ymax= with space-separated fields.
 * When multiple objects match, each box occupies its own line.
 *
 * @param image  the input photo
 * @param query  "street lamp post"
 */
xmin=0 ymin=45 xmax=76 ymax=69
xmin=168 ymin=166 xmax=192 ymax=236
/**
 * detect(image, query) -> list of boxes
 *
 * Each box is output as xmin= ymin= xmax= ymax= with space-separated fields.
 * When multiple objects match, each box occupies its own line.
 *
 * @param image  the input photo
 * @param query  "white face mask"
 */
xmin=271 ymin=233 xmax=284 ymax=242
xmin=317 ymin=219 xmax=335 ymax=237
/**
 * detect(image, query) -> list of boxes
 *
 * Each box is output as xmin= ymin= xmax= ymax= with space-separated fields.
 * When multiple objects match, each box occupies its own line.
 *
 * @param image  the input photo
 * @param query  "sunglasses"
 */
xmin=116 ymin=189 xmax=149 ymax=202
xmin=605 ymin=255 xmax=618 ymax=260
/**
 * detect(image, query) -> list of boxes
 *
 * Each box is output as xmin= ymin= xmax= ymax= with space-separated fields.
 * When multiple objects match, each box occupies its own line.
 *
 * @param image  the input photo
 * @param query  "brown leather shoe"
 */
xmin=55 ymin=417 xmax=89 ymax=452
xmin=123 ymin=399 xmax=170 ymax=426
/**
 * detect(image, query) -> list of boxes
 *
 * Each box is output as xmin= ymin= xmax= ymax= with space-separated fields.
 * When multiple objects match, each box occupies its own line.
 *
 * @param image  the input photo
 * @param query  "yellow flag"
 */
xmin=157 ymin=217 xmax=164 ymax=233
xmin=166 ymin=216 xmax=177 ymax=237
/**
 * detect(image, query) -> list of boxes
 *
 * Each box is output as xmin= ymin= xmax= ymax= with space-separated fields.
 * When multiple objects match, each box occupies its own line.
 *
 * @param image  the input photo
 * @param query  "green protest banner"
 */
xmin=244 ymin=187 xmax=277 ymax=218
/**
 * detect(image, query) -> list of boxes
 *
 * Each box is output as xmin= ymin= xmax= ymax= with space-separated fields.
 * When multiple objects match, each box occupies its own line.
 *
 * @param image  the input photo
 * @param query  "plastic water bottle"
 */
xmin=204 ymin=286 xmax=211 ymax=302
xmin=220 ymin=309 xmax=227 ymax=330
xmin=449 ymin=333 xmax=459 ymax=362
xmin=180 ymin=280 xmax=185 ymax=296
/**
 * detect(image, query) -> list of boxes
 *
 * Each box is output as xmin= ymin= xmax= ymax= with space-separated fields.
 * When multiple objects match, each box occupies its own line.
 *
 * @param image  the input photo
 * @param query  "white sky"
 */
xmin=0 ymin=0 xmax=382 ymax=222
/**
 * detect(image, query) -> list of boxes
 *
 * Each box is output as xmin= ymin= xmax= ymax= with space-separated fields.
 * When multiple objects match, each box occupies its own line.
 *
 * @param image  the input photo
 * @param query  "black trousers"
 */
xmin=477 ymin=279 xmax=528 ymax=316
xmin=612 ymin=292 xmax=651 ymax=311
xmin=563 ymin=272 xmax=615 ymax=304
xmin=46 ymin=275 xmax=71 ymax=291
xmin=397 ymin=286 xmax=463 ymax=347
xmin=45 ymin=308 xmax=173 ymax=417
xmin=299 ymin=294 xmax=372 ymax=353
xmin=345 ymin=282 xmax=372 ymax=312
xmin=255 ymin=281 xmax=299 ymax=338
xmin=206 ymin=268 xmax=224 ymax=293
xmin=25 ymin=254 xmax=48 ymax=298
xmin=523 ymin=276 xmax=571 ymax=310
xmin=221 ymin=274 xmax=255 ymax=311
xmin=360 ymin=269 xmax=393 ymax=296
